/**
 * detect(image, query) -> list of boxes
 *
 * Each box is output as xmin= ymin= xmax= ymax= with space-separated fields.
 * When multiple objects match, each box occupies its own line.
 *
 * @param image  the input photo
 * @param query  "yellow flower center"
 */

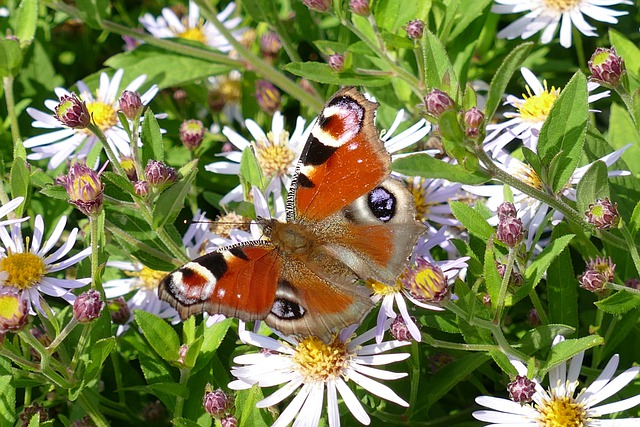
xmin=0 ymin=252 xmax=46 ymax=290
xmin=255 ymin=131 xmax=295 ymax=178
xmin=211 ymin=212 xmax=249 ymax=238
xmin=219 ymin=77 xmax=242 ymax=104
xmin=86 ymin=101 xmax=117 ymax=132
xmin=408 ymin=266 xmax=447 ymax=300
xmin=127 ymin=266 xmax=168 ymax=290
xmin=406 ymin=178 xmax=431 ymax=221
xmin=367 ymin=279 xmax=403 ymax=296
xmin=292 ymin=336 xmax=350 ymax=382
xmin=537 ymin=393 xmax=587 ymax=426
xmin=514 ymin=163 xmax=543 ymax=190
xmin=179 ymin=26 xmax=207 ymax=44
xmin=517 ymin=82 xmax=560 ymax=123
xmin=0 ymin=294 xmax=23 ymax=319
xmin=543 ymin=0 xmax=581 ymax=13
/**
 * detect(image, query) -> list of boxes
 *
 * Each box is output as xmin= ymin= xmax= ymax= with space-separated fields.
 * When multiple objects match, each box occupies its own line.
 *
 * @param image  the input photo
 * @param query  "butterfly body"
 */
xmin=160 ymin=88 xmax=426 ymax=342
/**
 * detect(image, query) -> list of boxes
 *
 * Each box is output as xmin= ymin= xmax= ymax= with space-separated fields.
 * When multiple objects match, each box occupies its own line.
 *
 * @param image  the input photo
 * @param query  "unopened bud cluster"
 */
xmin=118 ymin=90 xmax=143 ymax=120
xmin=179 ymin=119 xmax=205 ymax=150
xmin=496 ymin=202 xmax=524 ymax=248
xmin=578 ymin=256 xmax=616 ymax=294
xmin=145 ymin=160 xmax=177 ymax=187
xmin=585 ymin=197 xmax=620 ymax=230
xmin=423 ymin=89 xmax=484 ymax=139
xmin=55 ymin=93 xmax=90 ymax=129
xmin=390 ymin=314 xmax=419 ymax=342
xmin=56 ymin=162 xmax=104 ymax=217
xmin=588 ymin=47 xmax=625 ymax=88
xmin=507 ymin=375 xmax=536 ymax=403
xmin=405 ymin=19 xmax=425 ymax=40
xmin=203 ymin=386 xmax=235 ymax=425
xmin=73 ymin=289 xmax=104 ymax=323
xmin=255 ymin=80 xmax=281 ymax=115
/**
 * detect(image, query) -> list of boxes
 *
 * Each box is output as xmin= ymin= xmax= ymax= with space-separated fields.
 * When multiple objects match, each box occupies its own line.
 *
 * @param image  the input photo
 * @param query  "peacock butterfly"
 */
xmin=158 ymin=87 xmax=426 ymax=342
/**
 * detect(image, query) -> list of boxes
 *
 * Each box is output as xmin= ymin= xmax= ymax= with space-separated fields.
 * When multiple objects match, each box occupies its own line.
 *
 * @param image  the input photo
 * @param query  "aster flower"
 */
xmin=483 ymin=68 xmax=609 ymax=155
xmin=229 ymin=321 xmax=410 ymax=427
xmin=24 ymin=69 xmax=160 ymax=170
xmin=473 ymin=335 xmax=640 ymax=425
xmin=370 ymin=226 xmax=468 ymax=343
xmin=492 ymin=0 xmax=632 ymax=48
xmin=139 ymin=2 xmax=244 ymax=52
xmin=0 ymin=215 xmax=91 ymax=314
xmin=402 ymin=176 xmax=469 ymax=227
xmin=0 ymin=197 xmax=29 ymax=228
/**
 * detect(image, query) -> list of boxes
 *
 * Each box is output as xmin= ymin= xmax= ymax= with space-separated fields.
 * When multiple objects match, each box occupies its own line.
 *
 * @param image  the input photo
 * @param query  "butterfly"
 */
xmin=159 ymin=87 xmax=427 ymax=342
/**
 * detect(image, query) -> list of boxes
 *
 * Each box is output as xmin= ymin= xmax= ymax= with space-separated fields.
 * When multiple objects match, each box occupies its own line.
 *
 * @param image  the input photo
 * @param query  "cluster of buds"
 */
xmin=179 ymin=119 xmax=205 ymax=150
xmin=578 ymin=256 xmax=616 ymax=294
xmin=496 ymin=261 xmax=523 ymax=287
xmin=203 ymin=386 xmax=236 ymax=426
xmin=507 ymin=375 xmax=537 ymax=403
xmin=405 ymin=19 xmax=425 ymax=40
xmin=55 ymin=93 xmax=91 ymax=129
xmin=0 ymin=289 xmax=29 ymax=333
xmin=349 ymin=0 xmax=370 ymax=16
xmin=390 ymin=314 xmax=419 ymax=342
xmin=56 ymin=162 xmax=104 ymax=217
xmin=588 ymin=47 xmax=625 ymax=89
xmin=585 ymin=197 xmax=620 ymax=230
xmin=254 ymin=80 xmax=281 ymax=115
xmin=423 ymin=89 xmax=485 ymax=140
xmin=496 ymin=202 xmax=524 ymax=248
xmin=73 ymin=289 xmax=104 ymax=323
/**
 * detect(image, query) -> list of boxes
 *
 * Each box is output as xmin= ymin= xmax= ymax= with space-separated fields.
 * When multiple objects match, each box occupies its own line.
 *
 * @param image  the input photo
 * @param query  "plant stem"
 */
xmin=494 ymin=247 xmax=516 ymax=323
xmin=47 ymin=318 xmax=79 ymax=353
xmin=87 ymin=122 xmax=128 ymax=178
xmin=3 ymin=76 xmax=24 ymax=154
xmin=174 ymin=368 xmax=190 ymax=419
xmin=90 ymin=213 xmax=105 ymax=295
xmin=528 ymin=290 xmax=549 ymax=325
xmin=79 ymin=391 xmax=110 ymax=427
xmin=620 ymin=225 xmax=640 ymax=277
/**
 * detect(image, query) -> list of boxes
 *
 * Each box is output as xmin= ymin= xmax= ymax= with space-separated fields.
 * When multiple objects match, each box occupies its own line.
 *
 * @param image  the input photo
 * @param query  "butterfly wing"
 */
xmin=159 ymin=242 xmax=281 ymax=321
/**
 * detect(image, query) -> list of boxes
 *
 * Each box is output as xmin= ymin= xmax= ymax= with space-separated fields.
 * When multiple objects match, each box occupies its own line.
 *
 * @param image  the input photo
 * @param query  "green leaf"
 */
xmin=83 ymin=337 xmax=116 ymax=385
xmin=240 ymin=0 xmax=277 ymax=22
xmin=121 ymin=383 xmax=188 ymax=398
xmin=484 ymin=43 xmax=533 ymax=122
xmin=608 ymin=103 xmax=640 ymax=176
xmin=516 ymin=234 xmax=574 ymax=302
xmin=450 ymin=201 xmax=494 ymax=239
xmin=172 ymin=418 xmax=202 ymax=427
xmin=134 ymin=310 xmax=181 ymax=363
xmin=193 ymin=319 xmax=231 ymax=374
xmin=10 ymin=158 xmax=29 ymax=215
xmin=488 ymin=349 xmax=518 ymax=377
xmin=106 ymin=44 xmax=233 ymax=89
xmin=282 ymin=62 xmax=390 ymax=86
xmin=102 ymin=171 xmax=135 ymax=197
xmin=0 ymin=357 xmax=16 ymax=426
xmin=595 ymin=290 xmax=640 ymax=315
xmin=0 ymin=39 xmax=23 ymax=78
xmin=181 ymin=336 xmax=203 ymax=369
xmin=239 ymin=147 xmax=266 ymax=195
xmin=76 ymin=0 xmax=110 ymax=29
xmin=392 ymin=153 xmax=490 ymax=184
xmin=537 ymin=71 xmax=588 ymax=193
xmin=141 ymin=109 xmax=164 ymax=164
xmin=630 ymin=200 xmax=640 ymax=238
xmin=422 ymin=29 xmax=460 ymax=99
xmin=236 ymin=386 xmax=270 ymax=427
xmin=521 ymin=147 xmax=543 ymax=181
xmin=609 ymin=29 xmax=640 ymax=83
xmin=152 ymin=160 xmax=198 ymax=229
xmin=576 ymin=161 xmax=609 ymax=216
xmin=14 ymin=0 xmax=38 ymax=48
xmin=483 ymin=245 xmax=501 ymax=307
xmin=546 ymin=230 xmax=578 ymax=332
xmin=539 ymin=336 xmax=603 ymax=378
xmin=518 ymin=324 xmax=576 ymax=354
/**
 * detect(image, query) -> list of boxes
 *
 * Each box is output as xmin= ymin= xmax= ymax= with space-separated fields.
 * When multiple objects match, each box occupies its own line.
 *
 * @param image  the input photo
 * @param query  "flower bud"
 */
xmin=142 ymin=401 xmax=166 ymax=424
xmin=625 ymin=277 xmax=640 ymax=290
xmin=482 ymin=293 xmax=492 ymax=306
xmin=588 ymin=47 xmax=625 ymax=88
xmin=400 ymin=257 xmax=451 ymax=304
xmin=497 ymin=216 xmax=524 ymax=248
xmin=0 ymin=290 xmax=28 ymax=333
xmin=405 ymin=19 xmax=425 ymax=40
xmin=203 ymin=388 xmax=232 ymax=418
xmin=328 ymin=53 xmax=345 ymax=71
xmin=55 ymin=93 xmax=90 ymax=129
xmin=424 ymin=89 xmax=455 ymax=118
xmin=390 ymin=314 xmax=418 ymax=342
xmin=19 ymin=403 xmax=48 ymax=427
xmin=585 ymin=197 xmax=620 ymax=230
xmin=302 ymin=0 xmax=331 ymax=13
xmin=120 ymin=157 xmax=138 ymax=181
xmin=579 ymin=256 xmax=615 ymax=294
xmin=73 ymin=289 xmax=104 ymax=323
xmin=56 ymin=162 xmax=104 ymax=217
xmin=507 ymin=375 xmax=536 ymax=403
xmin=145 ymin=160 xmax=177 ymax=187
xmin=463 ymin=107 xmax=484 ymax=138
xmin=179 ymin=119 xmax=205 ymax=150
xmin=118 ymin=90 xmax=143 ymax=120
xmin=69 ymin=415 xmax=94 ymax=427
xmin=260 ymin=31 xmax=281 ymax=62
xmin=349 ymin=0 xmax=370 ymax=16
xmin=177 ymin=344 xmax=189 ymax=366
xmin=497 ymin=202 xmax=517 ymax=221
xmin=255 ymin=80 xmax=281 ymax=115
xmin=495 ymin=261 xmax=523 ymax=287
xmin=134 ymin=180 xmax=150 ymax=197
xmin=527 ymin=308 xmax=541 ymax=326
xmin=220 ymin=415 xmax=238 ymax=427
xmin=108 ymin=297 xmax=131 ymax=325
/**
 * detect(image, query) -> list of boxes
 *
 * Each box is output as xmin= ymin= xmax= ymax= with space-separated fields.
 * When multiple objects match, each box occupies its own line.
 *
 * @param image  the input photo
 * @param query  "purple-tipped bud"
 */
xmin=625 ymin=278 xmax=640 ymax=290
xmin=203 ymin=388 xmax=232 ymax=418
xmin=145 ymin=160 xmax=177 ymax=187
xmin=527 ymin=308 xmax=541 ymax=326
xmin=328 ymin=53 xmax=345 ymax=71
xmin=463 ymin=107 xmax=484 ymax=139
xmin=73 ymin=289 xmax=104 ymax=323
xmin=585 ymin=197 xmax=620 ymax=230
xmin=179 ymin=119 xmax=205 ymax=150
xmin=255 ymin=80 xmax=281 ymax=115
xmin=302 ymin=0 xmax=331 ymax=13
xmin=405 ymin=19 xmax=425 ymax=40
xmin=588 ymin=47 xmax=625 ymax=88
xmin=497 ymin=216 xmax=524 ymax=248
xmin=56 ymin=162 xmax=104 ymax=217
xmin=349 ymin=0 xmax=370 ymax=16
xmin=119 ymin=90 xmax=143 ymax=120
xmin=69 ymin=415 xmax=94 ymax=427
xmin=579 ymin=256 xmax=615 ymax=294
xmin=108 ymin=297 xmax=131 ymax=325
xmin=0 ymin=290 xmax=29 ymax=333
xmin=55 ymin=93 xmax=90 ymax=129
xmin=177 ymin=344 xmax=189 ymax=366
xmin=400 ymin=257 xmax=451 ymax=304
xmin=134 ymin=180 xmax=150 ymax=197
xmin=390 ymin=314 xmax=418 ymax=342
xmin=424 ymin=89 xmax=455 ymax=118
xmin=497 ymin=202 xmax=517 ymax=221
xmin=220 ymin=415 xmax=237 ymax=427
xmin=260 ymin=31 xmax=282 ymax=62
xmin=507 ymin=375 xmax=536 ymax=403
xmin=19 ymin=403 xmax=48 ymax=427
xmin=120 ymin=157 xmax=138 ymax=181
xmin=142 ymin=401 xmax=166 ymax=423
xmin=482 ymin=293 xmax=492 ymax=306
xmin=495 ymin=261 xmax=523 ymax=287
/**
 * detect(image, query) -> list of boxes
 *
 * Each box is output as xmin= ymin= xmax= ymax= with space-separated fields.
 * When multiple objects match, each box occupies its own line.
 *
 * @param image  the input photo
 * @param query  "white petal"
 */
xmin=347 ymin=368 xmax=409 ymax=407
xmin=335 ymin=378 xmax=370 ymax=425
xmin=271 ymin=382 xmax=311 ymax=427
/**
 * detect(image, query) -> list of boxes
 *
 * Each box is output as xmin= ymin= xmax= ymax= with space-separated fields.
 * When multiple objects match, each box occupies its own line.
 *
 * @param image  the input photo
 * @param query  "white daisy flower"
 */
xmin=402 ymin=176 xmax=471 ymax=227
xmin=139 ymin=1 xmax=245 ymax=52
xmin=371 ymin=226 xmax=468 ymax=343
xmin=0 ymin=197 xmax=29 ymax=228
xmin=484 ymin=68 xmax=609 ymax=155
xmin=0 ymin=7 xmax=9 ymax=17
xmin=229 ymin=321 xmax=411 ymax=427
xmin=0 ymin=215 xmax=92 ymax=314
xmin=473 ymin=335 xmax=640 ymax=425
xmin=492 ymin=0 xmax=632 ymax=48
xmin=23 ymin=69 xmax=160 ymax=170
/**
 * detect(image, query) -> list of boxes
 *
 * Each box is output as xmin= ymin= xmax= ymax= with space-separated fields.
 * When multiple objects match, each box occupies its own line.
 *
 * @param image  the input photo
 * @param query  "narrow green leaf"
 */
xmin=84 ymin=337 xmax=116 ymax=384
xmin=609 ymin=29 xmax=640 ymax=82
xmin=0 ymin=39 xmax=23 ymax=78
xmin=152 ymin=160 xmax=198 ymax=229
xmin=630 ymin=200 xmax=640 ymax=238
xmin=422 ymin=29 xmax=460 ymax=98
xmin=182 ymin=336 xmax=203 ymax=369
xmin=576 ymin=161 xmax=609 ymax=216
xmin=608 ymin=103 xmax=640 ymax=176
xmin=448 ymin=0 xmax=492 ymax=41
xmin=10 ymin=158 xmax=29 ymax=215
xmin=239 ymin=147 xmax=266 ymax=195
xmin=450 ymin=201 xmax=494 ymax=239
xmin=537 ymin=71 xmax=588 ymax=193
xmin=518 ymin=324 xmax=576 ymax=354
xmin=0 ymin=358 xmax=16 ymax=426
xmin=75 ymin=0 xmax=110 ymax=30
xmin=141 ymin=108 xmax=164 ymax=164
xmin=236 ymin=386 xmax=270 ymax=427
xmin=595 ymin=290 xmax=640 ymax=315
xmin=547 ymin=231 xmax=578 ymax=332
xmin=488 ymin=349 xmax=518 ymax=377
xmin=521 ymin=147 xmax=544 ymax=181
xmin=483 ymin=245 xmax=502 ymax=307
xmin=240 ymin=0 xmax=277 ymax=22
xmin=484 ymin=43 xmax=533 ymax=122
xmin=120 ymin=383 xmax=188 ymax=398
xmin=539 ymin=336 xmax=603 ymax=377
xmin=14 ymin=0 xmax=38 ymax=47
xmin=173 ymin=418 xmax=201 ymax=427
xmin=282 ymin=62 xmax=390 ymax=86
xmin=134 ymin=310 xmax=181 ymax=362
xmin=392 ymin=153 xmax=490 ymax=184
xmin=193 ymin=319 xmax=231 ymax=373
